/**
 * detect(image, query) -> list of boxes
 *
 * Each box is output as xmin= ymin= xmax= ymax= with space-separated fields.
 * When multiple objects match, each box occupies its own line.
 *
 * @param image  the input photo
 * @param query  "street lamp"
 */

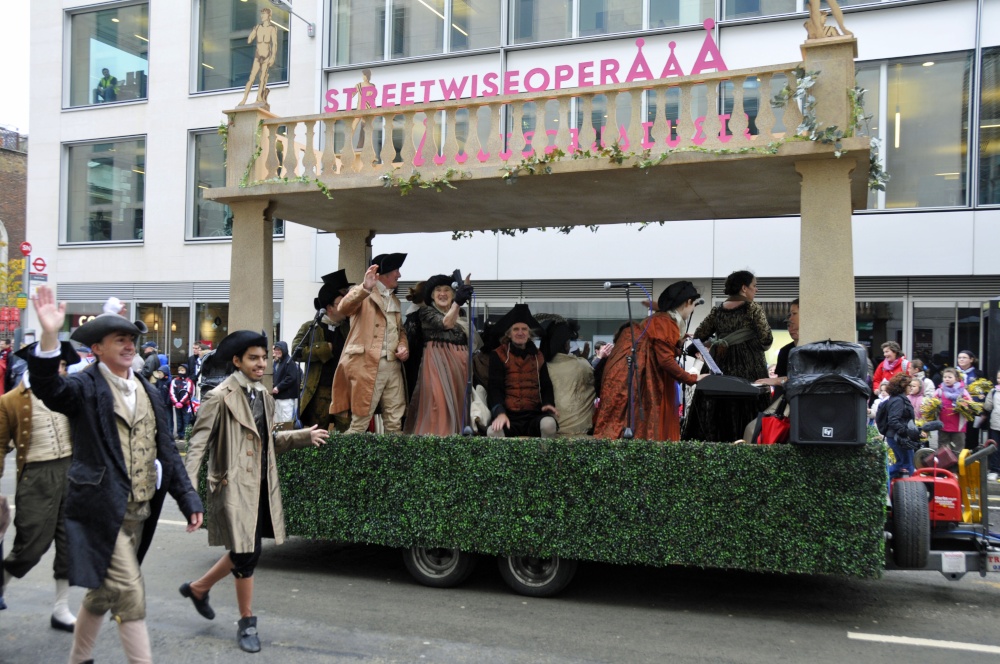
xmin=270 ymin=0 xmax=315 ymax=38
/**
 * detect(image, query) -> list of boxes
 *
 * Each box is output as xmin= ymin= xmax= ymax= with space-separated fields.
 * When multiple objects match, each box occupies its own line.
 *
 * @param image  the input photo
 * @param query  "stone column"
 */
xmin=337 ymin=229 xmax=374 ymax=283
xmin=229 ymin=199 xmax=275 ymax=340
xmin=800 ymin=36 xmax=858 ymax=133
xmin=796 ymin=158 xmax=858 ymax=345
xmin=223 ymin=106 xmax=276 ymax=188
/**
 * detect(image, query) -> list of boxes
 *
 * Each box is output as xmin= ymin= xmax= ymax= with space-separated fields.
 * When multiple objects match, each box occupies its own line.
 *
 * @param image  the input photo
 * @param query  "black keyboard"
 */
xmin=696 ymin=375 xmax=770 ymax=397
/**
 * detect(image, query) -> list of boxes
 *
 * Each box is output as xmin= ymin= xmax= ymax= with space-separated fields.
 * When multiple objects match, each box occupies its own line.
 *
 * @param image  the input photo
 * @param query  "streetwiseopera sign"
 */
xmin=323 ymin=19 xmax=728 ymax=114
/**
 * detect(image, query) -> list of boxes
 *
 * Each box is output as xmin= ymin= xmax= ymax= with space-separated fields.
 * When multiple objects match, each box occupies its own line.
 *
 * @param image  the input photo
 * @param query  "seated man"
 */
xmin=487 ymin=304 xmax=559 ymax=438
xmin=94 ymin=68 xmax=118 ymax=103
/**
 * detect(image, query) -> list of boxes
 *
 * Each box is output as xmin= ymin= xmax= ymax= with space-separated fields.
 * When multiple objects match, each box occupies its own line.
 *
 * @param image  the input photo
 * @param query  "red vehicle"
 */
xmin=887 ymin=441 xmax=1000 ymax=580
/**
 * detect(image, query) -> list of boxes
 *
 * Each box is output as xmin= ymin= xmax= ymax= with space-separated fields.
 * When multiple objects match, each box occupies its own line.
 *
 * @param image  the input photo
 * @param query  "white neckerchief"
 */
xmin=232 ymin=369 xmax=267 ymax=394
xmin=375 ymin=281 xmax=400 ymax=313
xmin=321 ymin=314 xmax=340 ymax=331
xmin=21 ymin=371 xmax=30 ymax=389
xmin=98 ymin=362 xmax=138 ymax=415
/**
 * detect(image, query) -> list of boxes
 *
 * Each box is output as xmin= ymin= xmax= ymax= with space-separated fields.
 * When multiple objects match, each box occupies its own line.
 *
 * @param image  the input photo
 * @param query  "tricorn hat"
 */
xmin=203 ymin=330 xmax=268 ymax=373
xmin=314 ymin=269 xmax=353 ymax=310
xmin=494 ymin=304 xmax=541 ymax=337
xmin=70 ymin=313 xmax=148 ymax=347
xmin=371 ymin=253 xmax=407 ymax=274
xmin=15 ymin=340 xmax=82 ymax=367
xmin=542 ymin=319 xmax=579 ymax=361
xmin=657 ymin=280 xmax=701 ymax=313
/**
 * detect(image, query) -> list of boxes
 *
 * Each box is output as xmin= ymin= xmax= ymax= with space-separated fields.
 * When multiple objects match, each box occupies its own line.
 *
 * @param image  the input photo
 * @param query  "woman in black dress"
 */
xmin=683 ymin=270 xmax=773 ymax=442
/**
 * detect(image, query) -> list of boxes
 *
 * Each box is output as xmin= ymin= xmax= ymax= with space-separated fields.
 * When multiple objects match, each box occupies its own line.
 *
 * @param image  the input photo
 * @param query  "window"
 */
xmin=911 ymin=302 xmax=984 ymax=374
xmin=649 ymin=0 xmax=714 ymax=28
xmin=855 ymin=52 xmax=973 ymax=210
xmin=885 ymin=53 xmax=972 ymax=208
xmin=510 ymin=0 xmax=572 ymax=45
xmin=197 ymin=0 xmax=290 ymax=93
xmin=189 ymin=130 xmax=285 ymax=239
xmin=330 ymin=0 xmax=499 ymax=66
xmin=67 ymin=3 xmax=149 ymax=108
xmin=579 ymin=0 xmax=642 ymax=37
xmin=65 ymin=138 xmax=145 ymax=244
xmin=980 ymin=47 xmax=1000 ymax=205
xmin=724 ymin=0 xmax=794 ymax=20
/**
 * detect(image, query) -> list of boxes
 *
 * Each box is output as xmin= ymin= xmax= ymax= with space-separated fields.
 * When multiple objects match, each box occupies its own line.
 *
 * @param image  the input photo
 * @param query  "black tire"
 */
xmin=402 ymin=546 xmax=476 ymax=588
xmin=497 ymin=554 xmax=578 ymax=597
xmin=892 ymin=481 xmax=930 ymax=568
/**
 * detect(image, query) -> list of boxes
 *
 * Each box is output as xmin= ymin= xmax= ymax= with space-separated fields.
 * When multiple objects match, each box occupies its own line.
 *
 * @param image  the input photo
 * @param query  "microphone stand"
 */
xmin=677 ymin=312 xmax=696 ymax=424
xmin=623 ymin=286 xmax=638 ymax=440
xmin=461 ymin=293 xmax=476 ymax=436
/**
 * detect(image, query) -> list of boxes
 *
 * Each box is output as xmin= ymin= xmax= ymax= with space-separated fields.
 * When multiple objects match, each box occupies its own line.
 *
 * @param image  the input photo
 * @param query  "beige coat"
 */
xmin=330 ymin=284 xmax=408 ymax=418
xmin=185 ymin=373 xmax=312 ymax=553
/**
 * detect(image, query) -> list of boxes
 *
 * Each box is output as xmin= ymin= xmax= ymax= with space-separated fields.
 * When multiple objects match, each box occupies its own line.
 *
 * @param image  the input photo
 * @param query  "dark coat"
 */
xmin=26 ymin=354 xmax=203 ymax=589
xmin=884 ymin=394 xmax=916 ymax=440
xmin=272 ymin=341 xmax=300 ymax=401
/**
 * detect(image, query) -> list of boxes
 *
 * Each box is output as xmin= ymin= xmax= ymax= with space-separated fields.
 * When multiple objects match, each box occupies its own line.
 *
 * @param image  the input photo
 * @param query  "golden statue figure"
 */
xmin=805 ymin=0 xmax=853 ymax=40
xmin=238 ymin=8 xmax=278 ymax=106
xmin=352 ymin=69 xmax=375 ymax=150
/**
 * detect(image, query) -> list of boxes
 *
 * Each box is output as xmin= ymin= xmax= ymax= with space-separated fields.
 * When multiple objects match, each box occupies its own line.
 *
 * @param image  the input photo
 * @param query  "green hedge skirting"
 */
xmin=273 ymin=435 xmax=888 ymax=579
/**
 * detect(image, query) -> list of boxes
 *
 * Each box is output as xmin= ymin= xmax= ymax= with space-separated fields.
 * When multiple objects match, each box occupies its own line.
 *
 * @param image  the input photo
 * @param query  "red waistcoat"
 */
xmin=495 ymin=343 xmax=544 ymax=413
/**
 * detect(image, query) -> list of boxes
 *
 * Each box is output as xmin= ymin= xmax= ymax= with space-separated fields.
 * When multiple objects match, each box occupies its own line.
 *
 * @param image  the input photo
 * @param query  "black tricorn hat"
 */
xmin=204 ymin=330 xmax=268 ymax=372
xmin=371 ymin=253 xmax=407 ymax=273
xmin=542 ymin=319 xmax=579 ymax=361
xmin=494 ymin=304 xmax=541 ymax=337
xmin=15 ymin=340 xmax=82 ymax=367
xmin=314 ymin=269 xmax=353 ymax=309
xmin=70 ymin=313 xmax=148 ymax=347
xmin=657 ymin=280 xmax=701 ymax=313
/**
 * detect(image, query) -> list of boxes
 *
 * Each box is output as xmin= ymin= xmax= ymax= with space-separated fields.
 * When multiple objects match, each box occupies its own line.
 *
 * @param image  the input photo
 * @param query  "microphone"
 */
xmin=695 ymin=298 xmax=705 ymax=305
xmin=451 ymin=269 xmax=463 ymax=290
xmin=313 ymin=308 xmax=325 ymax=324
xmin=604 ymin=281 xmax=637 ymax=289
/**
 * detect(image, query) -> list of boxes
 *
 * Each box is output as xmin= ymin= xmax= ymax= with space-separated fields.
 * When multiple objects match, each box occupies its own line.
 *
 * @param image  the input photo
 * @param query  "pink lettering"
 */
xmin=524 ymin=68 xmax=550 ymax=93
xmin=383 ymin=83 xmax=397 ymax=107
xmin=568 ymin=127 xmax=580 ymax=153
xmin=471 ymin=74 xmax=479 ymax=98
xmin=503 ymin=70 xmax=520 ymax=95
xmin=665 ymin=119 xmax=680 ymax=148
xmin=554 ymin=64 xmax=573 ymax=89
xmin=659 ymin=41 xmax=685 ymax=78
xmin=323 ymin=89 xmax=339 ymax=113
xmin=439 ymin=76 xmax=470 ymax=100
xmin=600 ymin=59 xmax=620 ymax=85
xmin=579 ymin=61 xmax=594 ymax=87
xmin=482 ymin=72 xmax=499 ymax=97
xmin=400 ymin=81 xmax=416 ymax=105
xmin=693 ymin=116 xmax=706 ymax=145
xmin=359 ymin=85 xmax=378 ymax=109
xmin=690 ymin=18 xmax=728 ymax=75
xmin=544 ymin=128 xmax=559 ymax=154
xmin=419 ymin=80 xmax=434 ymax=103
xmin=641 ymin=121 xmax=654 ymax=149
xmin=625 ymin=38 xmax=653 ymax=83
xmin=342 ymin=87 xmax=357 ymax=111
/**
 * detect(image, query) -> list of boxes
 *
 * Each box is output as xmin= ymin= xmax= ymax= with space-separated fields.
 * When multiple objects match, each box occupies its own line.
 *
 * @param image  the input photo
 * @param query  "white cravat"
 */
xmin=98 ymin=362 xmax=138 ymax=415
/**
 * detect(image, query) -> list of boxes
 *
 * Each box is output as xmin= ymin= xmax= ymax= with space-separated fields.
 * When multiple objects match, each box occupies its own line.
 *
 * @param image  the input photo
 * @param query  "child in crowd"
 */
xmin=869 ymin=382 xmax=889 ymax=426
xmin=935 ymin=368 xmax=972 ymax=452
xmin=982 ymin=369 xmax=1000 ymax=481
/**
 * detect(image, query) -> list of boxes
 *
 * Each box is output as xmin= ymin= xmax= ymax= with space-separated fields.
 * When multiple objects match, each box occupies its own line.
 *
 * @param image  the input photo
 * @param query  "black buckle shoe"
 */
xmin=179 ymin=582 xmax=215 ymax=620
xmin=237 ymin=616 xmax=261 ymax=653
xmin=50 ymin=614 xmax=75 ymax=632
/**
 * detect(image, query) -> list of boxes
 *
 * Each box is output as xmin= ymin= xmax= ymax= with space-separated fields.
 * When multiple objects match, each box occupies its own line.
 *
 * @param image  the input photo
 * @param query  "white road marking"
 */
xmin=848 ymin=631 xmax=1000 ymax=654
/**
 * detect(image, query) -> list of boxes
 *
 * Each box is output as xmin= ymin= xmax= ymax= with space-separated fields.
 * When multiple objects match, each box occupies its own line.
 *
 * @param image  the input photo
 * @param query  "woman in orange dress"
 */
xmin=593 ymin=281 xmax=705 ymax=441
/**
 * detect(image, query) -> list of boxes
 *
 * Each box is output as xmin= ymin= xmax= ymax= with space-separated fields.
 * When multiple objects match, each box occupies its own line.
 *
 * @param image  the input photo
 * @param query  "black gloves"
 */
xmin=454 ymin=284 xmax=474 ymax=307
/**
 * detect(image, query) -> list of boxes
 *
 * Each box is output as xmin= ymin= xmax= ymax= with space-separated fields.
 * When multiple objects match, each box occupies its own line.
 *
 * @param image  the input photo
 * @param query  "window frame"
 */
xmin=60 ymin=133 xmax=148 ymax=247
xmin=62 ymin=0 xmax=151 ymax=111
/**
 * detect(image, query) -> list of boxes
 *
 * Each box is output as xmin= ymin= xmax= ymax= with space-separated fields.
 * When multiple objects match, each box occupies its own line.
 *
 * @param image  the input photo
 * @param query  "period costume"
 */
xmin=684 ymin=297 xmax=772 ymax=442
xmin=331 ymin=254 xmax=409 ymax=433
xmin=543 ymin=320 xmax=596 ymax=436
xmin=404 ymin=274 xmax=474 ymax=436
xmin=293 ymin=270 xmax=352 ymax=431
xmin=27 ymin=312 xmax=203 ymax=662
xmin=0 ymin=343 xmax=80 ymax=631
xmin=487 ymin=304 xmax=558 ymax=438
xmin=271 ymin=341 xmax=300 ymax=425
xmin=182 ymin=330 xmax=316 ymax=653
xmin=593 ymin=282 xmax=700 ymax=441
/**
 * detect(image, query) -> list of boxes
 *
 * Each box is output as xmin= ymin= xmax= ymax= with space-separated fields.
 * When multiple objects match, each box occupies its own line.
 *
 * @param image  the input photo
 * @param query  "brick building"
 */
xmin=0 ymin=127 xmax=28 ymax=268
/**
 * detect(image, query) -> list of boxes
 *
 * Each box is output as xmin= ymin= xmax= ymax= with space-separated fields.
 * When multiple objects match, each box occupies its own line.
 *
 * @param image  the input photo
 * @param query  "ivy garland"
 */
xmin=378 ymin=168 xmax=471 ymax=195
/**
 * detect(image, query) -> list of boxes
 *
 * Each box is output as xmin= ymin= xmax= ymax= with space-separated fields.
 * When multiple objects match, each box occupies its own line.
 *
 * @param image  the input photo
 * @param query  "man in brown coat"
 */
xmin=331 ymin=253 xmax=410 ymax=433
xmin=180 ymin=330 xmax=325 ymax=653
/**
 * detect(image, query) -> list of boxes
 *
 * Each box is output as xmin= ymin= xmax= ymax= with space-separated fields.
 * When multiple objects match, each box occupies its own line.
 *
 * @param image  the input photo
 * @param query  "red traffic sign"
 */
xmin=32 ymin=257 xmax=46 ymax=273
xmin=19 ymin=241 xmax=31 ymax=256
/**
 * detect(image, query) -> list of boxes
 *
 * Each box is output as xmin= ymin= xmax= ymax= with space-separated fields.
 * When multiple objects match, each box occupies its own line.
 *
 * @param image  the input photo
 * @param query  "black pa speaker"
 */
xmin=790 ymin=392 xmax=867 ymax=446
